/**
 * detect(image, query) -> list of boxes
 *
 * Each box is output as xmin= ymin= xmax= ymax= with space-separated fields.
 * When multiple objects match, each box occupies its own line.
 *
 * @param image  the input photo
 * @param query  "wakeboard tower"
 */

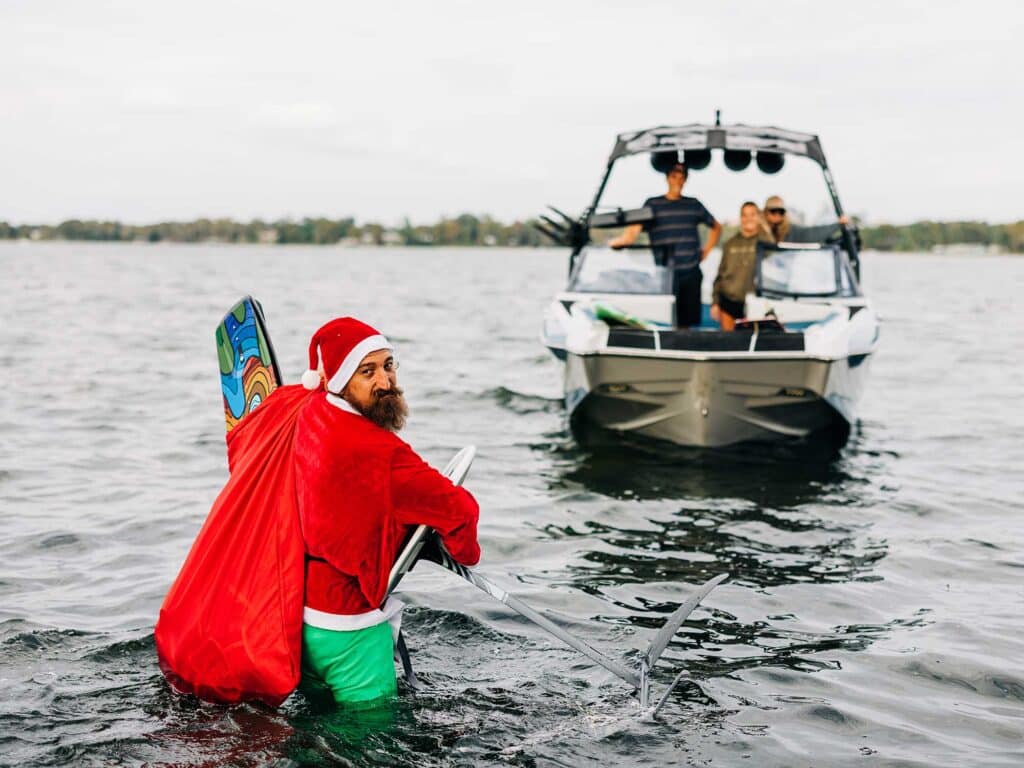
xmin=212 ymin=297 xmax=729 ymax=716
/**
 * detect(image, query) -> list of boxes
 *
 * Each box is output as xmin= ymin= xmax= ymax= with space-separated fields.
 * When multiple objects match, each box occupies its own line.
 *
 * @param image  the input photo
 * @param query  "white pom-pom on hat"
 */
xmin=301 ymin=369 xmax=322 ymax=390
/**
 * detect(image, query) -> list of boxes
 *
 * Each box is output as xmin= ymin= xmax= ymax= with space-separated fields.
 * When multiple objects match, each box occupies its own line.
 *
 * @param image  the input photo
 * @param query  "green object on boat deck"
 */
xmin=593 ymin=301 xmax=655 ymax=329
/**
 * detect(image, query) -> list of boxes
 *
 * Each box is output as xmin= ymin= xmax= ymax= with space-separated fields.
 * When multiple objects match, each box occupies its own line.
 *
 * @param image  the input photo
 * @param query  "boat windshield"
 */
xmin=757 ymin=246 xmax=859 ymax=298
xmin=567 ymin=247 xmax=670 ymax=294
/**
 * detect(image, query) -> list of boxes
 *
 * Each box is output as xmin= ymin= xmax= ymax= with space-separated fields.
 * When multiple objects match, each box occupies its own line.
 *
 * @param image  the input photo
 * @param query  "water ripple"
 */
xmin=1 ymin=245 xmax=1022 ymax=766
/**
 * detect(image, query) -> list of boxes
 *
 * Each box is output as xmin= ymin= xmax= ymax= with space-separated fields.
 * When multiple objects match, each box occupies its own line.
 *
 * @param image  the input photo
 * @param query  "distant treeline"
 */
xmin=2 ymin=216 xmax=1022 ymax=252
xmin=858 ymin=220 xmax=1024 ymax=253
xmin=0 ymin=215 xmax=548 ymax=247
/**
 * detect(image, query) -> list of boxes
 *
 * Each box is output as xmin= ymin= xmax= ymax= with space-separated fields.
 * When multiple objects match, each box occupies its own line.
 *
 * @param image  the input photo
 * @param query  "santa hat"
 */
xmin=301 ymin=317 xmax=392 ymax=392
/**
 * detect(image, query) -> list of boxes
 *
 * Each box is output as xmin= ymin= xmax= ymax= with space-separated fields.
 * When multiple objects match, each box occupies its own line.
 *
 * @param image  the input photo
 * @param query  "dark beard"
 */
xmin=361 ymin=387 xmax=408 ymax=432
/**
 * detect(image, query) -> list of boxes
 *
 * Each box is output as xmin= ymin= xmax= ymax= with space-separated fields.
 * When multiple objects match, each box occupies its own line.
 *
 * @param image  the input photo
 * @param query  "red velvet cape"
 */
xmin=155 ymin=385 xmax=311 ymax=707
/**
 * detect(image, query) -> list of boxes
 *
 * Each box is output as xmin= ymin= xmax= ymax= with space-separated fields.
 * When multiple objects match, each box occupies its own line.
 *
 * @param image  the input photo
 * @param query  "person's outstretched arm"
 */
xmin=390 ymin=443 xmax=480 ymax=566
xmin=609 ymin=223 xmax=643 ymax=249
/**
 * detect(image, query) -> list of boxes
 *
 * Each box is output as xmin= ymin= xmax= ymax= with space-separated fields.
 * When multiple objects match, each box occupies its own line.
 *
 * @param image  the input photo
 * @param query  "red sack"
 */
xmin=155 ymin=385 xmax=311 ymax=706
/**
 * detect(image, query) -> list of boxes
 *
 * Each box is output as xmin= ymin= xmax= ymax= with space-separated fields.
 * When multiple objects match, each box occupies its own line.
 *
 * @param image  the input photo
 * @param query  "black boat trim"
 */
xmin=607 ymin=327 xmax=805 ymax=353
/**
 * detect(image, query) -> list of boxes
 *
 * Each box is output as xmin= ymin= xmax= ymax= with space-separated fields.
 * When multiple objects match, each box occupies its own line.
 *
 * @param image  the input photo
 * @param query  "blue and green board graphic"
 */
xmin=216 ymin=297 xmax=282 ymax=432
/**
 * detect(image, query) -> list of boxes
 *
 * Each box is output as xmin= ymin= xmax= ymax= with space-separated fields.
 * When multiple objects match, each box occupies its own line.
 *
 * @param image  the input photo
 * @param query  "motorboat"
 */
xmin=539 ymin=117 xmax=880 ymax=448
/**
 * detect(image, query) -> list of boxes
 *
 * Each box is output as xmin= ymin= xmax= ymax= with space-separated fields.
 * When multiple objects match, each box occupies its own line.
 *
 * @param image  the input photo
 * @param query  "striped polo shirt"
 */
xmin=642 ymin=195 xmax=716 ymax=273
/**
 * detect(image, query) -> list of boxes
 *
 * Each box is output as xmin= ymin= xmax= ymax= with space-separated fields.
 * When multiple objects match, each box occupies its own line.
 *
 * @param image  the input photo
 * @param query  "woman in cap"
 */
xmin=763 ymin=195 xmax=852 ymax=244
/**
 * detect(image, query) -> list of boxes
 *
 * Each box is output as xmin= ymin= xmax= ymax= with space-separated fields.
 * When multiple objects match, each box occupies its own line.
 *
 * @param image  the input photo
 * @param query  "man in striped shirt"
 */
xmin=609 ymin=162 xmax=722 ymax=326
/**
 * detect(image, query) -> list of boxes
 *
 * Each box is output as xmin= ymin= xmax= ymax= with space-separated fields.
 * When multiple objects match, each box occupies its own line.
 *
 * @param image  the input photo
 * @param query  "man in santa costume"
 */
xmin=294 ymin=317 xmax=481 ymax=706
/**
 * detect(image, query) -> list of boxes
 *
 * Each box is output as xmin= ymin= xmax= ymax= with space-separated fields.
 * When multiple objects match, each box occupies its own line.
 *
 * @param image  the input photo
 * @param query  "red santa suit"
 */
xmin=295 ymin=390 xmax=480 ymax=624
xmin=293 ymin=317 xmax=479 ymax=703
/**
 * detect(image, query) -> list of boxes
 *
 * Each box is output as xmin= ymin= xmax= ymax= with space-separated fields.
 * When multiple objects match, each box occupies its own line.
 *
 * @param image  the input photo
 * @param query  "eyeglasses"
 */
xmin=766 ymin=207 xmax=786 ymax=215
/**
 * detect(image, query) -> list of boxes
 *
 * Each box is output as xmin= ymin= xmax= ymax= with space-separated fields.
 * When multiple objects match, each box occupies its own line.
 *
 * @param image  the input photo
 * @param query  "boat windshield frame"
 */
xmin=755 ymin=243 xmax=862 ymax=299
xmin=567 ymin=246 xmax=670 ymax=294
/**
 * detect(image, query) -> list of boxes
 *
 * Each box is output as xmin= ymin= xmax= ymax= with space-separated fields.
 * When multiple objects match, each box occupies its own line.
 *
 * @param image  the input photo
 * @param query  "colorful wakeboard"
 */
xmin=216 ymin=296 xmax=283 ymax=432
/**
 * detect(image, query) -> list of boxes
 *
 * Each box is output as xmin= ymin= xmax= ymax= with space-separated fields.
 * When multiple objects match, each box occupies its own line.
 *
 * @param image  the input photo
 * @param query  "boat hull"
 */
xmin=562 ymin=350 xmax=870 ymax=447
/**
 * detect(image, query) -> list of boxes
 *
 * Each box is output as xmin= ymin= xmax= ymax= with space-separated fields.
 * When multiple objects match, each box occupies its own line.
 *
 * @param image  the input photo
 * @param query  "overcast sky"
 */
xmin=3 ymin=0 xmax=1021 ymax=225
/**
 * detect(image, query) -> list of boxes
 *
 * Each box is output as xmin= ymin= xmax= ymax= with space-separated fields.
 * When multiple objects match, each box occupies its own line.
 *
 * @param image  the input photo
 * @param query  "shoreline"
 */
xmin=3 ymin=217 xmax=1021 ymax=254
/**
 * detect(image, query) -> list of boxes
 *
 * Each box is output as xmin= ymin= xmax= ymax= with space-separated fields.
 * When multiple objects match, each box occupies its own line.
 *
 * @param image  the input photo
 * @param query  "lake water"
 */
xmin=1 ymin=243 xmax=1022 ymax=767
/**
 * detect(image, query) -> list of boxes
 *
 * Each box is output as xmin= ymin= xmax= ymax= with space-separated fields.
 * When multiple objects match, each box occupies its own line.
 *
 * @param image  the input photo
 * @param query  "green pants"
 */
xmin=300 ymin=622 xmax=397 ymax=706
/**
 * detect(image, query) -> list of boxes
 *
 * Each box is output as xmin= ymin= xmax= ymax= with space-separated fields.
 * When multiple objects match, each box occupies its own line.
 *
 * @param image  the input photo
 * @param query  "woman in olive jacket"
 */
xmin=711 ymin=201 xmax=772 ymax=331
